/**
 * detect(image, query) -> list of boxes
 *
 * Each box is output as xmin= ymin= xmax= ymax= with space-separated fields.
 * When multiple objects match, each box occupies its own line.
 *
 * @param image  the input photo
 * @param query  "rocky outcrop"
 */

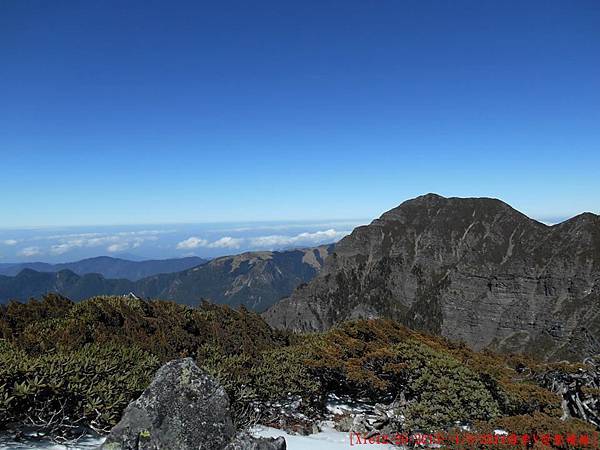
xmin=534 ymin=357 xmax=600 ymax=427
xmin=264 ymin=194 xmax=600 ymax=361
xmin=100 ymin=358 xmax=285 ymax=450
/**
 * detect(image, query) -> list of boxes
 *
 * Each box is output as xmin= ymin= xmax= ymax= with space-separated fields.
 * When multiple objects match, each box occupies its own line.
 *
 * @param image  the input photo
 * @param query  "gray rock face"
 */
xmin=264 ymin=194 xmax=600 ymax=361
xmin=224 ymin=433 xmax=286 ymax=450
xmin=100 ymin=358 xmax=285 ymax=450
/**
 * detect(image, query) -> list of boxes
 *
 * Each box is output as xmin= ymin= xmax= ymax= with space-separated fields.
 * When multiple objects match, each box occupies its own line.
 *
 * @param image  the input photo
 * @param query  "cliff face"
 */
xmin=264 ymin=194 xmax=600 ymax=361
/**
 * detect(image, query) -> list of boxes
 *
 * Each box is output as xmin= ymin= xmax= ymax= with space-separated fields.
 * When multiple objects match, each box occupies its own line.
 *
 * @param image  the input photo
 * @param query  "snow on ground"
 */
xmin=1 ymin=428 xmax=391 ymax=450
xmin=0 ymin=435 xmax=104 ymax=450
xmin=325 ymin=394 xmax=373 ymax=416
xmin=252 ymin=422 xmax=400 ymax=450
xmin=1 ymin=421 xmax=416 ymax=450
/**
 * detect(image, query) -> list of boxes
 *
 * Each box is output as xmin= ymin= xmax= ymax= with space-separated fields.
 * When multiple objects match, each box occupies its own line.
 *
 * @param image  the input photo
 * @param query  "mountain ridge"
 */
xmin=263 ymin=194 xmax=600 ymax=361
xmin=0 ymin=246 xmax=333 ymax=311
xmin=0 ymin=256 xmax=207 ymax=280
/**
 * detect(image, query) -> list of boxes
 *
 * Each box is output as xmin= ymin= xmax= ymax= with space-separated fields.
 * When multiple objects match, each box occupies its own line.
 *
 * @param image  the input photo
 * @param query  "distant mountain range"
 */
xmin=0 ymin=247 xmax=332 ymax=311
xmin=264 ymin=194 xmax=600 ymax=361
xmin=0 ymin=256 xmax=206 ymax=281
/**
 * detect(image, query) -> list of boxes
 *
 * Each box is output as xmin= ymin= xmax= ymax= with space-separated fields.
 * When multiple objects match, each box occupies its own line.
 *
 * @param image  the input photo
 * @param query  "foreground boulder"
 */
xmin=100 ymin=358 xmax=285 ymax=450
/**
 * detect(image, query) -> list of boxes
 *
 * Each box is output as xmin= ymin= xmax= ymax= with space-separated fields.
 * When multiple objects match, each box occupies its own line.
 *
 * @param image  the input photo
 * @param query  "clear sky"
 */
xmin=1 ymin=0 xmax=599 ymax=228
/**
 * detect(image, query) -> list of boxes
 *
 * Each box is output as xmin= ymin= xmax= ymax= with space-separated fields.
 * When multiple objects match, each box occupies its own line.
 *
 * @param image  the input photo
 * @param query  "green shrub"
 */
xmin=251 ymin=346 xmax=321 ymax=402
xmin=0 ymin=340 xmax=159 ymax=434
xmin=0 ymin=298 xmax=593 ymax=440
xmin=199 ymin=342 xmax=321 ymax=428
xmin=199 ymin=344 xmax=256 ymax=406
xmin=0 ymin=294 xmax=72 ymax=340
xmin=452 ymin=413 xmax=599 ymax=450
xmin=5 ymin=295 xmax=284 ymax=359
xmin=305 ymin=325 xmax=501 ymax=430
xmin=393 ymin=340 xmax=500 ymax=430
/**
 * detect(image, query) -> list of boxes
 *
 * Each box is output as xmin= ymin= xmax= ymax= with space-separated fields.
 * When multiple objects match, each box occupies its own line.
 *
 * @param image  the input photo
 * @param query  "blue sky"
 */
xmin=1 ymin=0 xmax=599 ymax=232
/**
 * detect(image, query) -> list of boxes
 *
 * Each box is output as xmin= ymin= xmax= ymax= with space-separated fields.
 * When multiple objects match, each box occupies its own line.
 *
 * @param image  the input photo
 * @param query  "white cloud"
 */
xmin=50 ymin=243 xmax=73 ymax=255
xmin=249 ymin=229 xmax=348 ymax=249
xmin=176 ymin=229 xmax=348 ymax=252
xmin=207 ymin=237 xmax=243 ymax=249
xmin=40 ymin=230 xmax=175 ymax=242
xmin=176 ymin=237 xmax=209 ymax=249
xmin=19 ymin=246 xmax=42 ymax=257
xmin=211 ymin=221 xmax=365 ymax=233
xmin=297 ymin=229 xmax=347 ymax=241
xmin=107 ymin=243 xmax=129 ymax=253
xmin=43 ymin=232 xmax=103 ymax=241
xmin=2 ymin=239 xmax=18 ymax=246
xmin=176 ymin=236 xmax=244 ymax=250
xmin=45 ymin=233 xmax=159 ymax=255
xmin=249 ymin=235 xmax=293 ymax=247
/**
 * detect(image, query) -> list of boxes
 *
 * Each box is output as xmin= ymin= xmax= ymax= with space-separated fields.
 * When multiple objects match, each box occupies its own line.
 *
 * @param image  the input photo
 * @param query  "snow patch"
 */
xmin=0 ymin=435 xmax=105 ymax=450
xmin=252 ymin=423 xmax=400 ymax=450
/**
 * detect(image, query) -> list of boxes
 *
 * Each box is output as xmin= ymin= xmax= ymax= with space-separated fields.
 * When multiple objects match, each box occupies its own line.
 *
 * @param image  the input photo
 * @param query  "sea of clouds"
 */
xmin=0 ymin=220 xmax=367 ymax=263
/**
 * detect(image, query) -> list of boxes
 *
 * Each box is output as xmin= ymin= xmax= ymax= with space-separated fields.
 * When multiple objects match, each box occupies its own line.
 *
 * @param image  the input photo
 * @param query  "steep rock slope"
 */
xmin=264 ymin=194 xmax=600 ymax=360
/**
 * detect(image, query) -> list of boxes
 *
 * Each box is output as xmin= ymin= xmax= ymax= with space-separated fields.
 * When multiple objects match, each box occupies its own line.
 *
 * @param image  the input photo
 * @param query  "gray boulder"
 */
xmin=100 ymin=358 xmax=285 ymax=450
xmin=225 ymin=433 xmax=286 ymax=450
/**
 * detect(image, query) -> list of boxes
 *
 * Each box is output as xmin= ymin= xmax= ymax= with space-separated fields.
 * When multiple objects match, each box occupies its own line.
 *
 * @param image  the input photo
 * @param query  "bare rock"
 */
xmin=225 ymin=433 xmax=286 ymax=450
xmin=99 ymin=358 xmax=286 ymax=450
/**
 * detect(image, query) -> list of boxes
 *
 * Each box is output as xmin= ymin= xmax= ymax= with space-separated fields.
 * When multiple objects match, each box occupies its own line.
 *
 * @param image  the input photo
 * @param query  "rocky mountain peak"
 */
xmin=264 ymin=195 xmax=600 ymax=361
